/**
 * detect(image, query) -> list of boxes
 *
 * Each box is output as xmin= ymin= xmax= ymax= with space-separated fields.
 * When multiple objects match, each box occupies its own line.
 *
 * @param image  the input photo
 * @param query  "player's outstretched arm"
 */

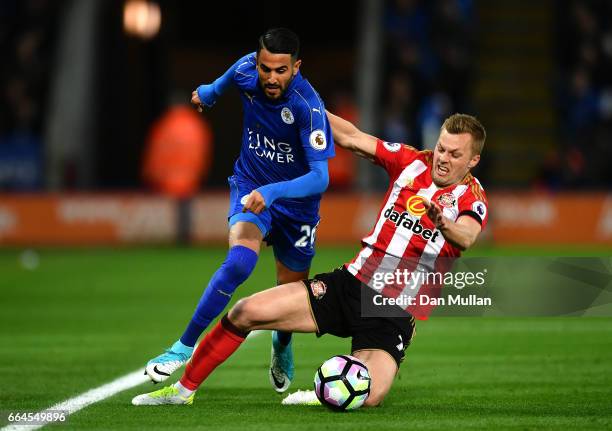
xmin=192 ymin=53 xmax=253 ymax=109
xmin=326 ymin=110 xmax=378 ymax=161
xmin=242 ymin=160 xmax=329 ymax=214
xmin=424 ymin=200 xmax=482 ymax=250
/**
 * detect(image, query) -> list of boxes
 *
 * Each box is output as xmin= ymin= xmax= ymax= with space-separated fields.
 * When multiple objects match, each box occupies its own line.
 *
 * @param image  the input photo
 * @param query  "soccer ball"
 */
xmin=314 ymin=355 xmax=371 ymax=411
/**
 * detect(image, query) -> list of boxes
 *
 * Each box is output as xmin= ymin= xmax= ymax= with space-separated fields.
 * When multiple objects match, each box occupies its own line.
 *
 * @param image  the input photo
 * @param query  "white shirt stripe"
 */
xmin=374 ymin=182 xmax=438 ymax=284
xmin=404 ymin=182 xmax=468 ymax=300
xmin=346 ymin=245 xmax=374 ymax=277
xmin=362 ymin=160 xmax=427 ymax=246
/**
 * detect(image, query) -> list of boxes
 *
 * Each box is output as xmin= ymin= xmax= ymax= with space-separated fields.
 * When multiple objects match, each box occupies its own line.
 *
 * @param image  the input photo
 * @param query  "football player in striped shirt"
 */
xmin=132 ymin=113 xmax=487 ymax=407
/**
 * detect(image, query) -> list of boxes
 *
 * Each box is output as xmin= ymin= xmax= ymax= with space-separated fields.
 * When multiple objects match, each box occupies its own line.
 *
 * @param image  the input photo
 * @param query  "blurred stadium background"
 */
xmin=1 ymin=0 xmax=611 ymax=429
xmin=0 ymin=0 xmax=610 ymax=247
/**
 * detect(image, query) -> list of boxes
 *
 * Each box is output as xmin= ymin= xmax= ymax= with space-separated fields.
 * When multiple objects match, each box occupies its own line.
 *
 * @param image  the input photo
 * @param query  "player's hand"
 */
xmin=193 ymin=84 xmax=217 ymax=110
xmin=191 ymin=90 xmax=204 ymax=112
xmin=242 ymin=190 xmax=267 ymax=215
xmin=423 ymin=199 xmax=447 ymax=229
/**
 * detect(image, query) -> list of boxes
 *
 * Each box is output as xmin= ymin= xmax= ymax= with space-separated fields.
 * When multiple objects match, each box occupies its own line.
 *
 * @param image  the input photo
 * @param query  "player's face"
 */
xmin=431 ymin=129 xmax=480 ymax=187
xmin=256 ymin=48 xmax=301 ymax=100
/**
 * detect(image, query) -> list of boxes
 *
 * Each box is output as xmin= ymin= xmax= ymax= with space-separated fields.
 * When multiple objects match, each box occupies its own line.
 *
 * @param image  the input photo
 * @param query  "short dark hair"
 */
xmin=441 ymin=113 xmax=487 ymax=155
xmin=258 ymin=28 xmax=300 ymax=60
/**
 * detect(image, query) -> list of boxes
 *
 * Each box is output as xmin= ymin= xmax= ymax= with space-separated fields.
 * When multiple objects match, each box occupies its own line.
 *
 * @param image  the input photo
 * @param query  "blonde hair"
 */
xmin=441 ymin=113 xmax=486 ymax=155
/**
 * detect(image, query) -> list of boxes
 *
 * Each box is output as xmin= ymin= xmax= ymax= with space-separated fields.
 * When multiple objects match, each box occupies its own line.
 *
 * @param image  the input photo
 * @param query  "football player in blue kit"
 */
xmin=144 ymin=28 xmax=335 ymax=393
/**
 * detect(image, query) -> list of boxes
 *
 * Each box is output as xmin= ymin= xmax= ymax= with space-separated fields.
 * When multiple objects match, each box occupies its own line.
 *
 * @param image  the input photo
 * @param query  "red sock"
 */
xmin=180 ymin=314 xmax=248 ymax=390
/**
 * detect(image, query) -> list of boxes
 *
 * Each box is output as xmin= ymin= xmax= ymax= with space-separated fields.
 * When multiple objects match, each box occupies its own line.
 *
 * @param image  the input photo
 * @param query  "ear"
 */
xmin=468 ymin=154 xmax=480 ymax=170
xmin=292 ymin=59 xmax=302 ymax=76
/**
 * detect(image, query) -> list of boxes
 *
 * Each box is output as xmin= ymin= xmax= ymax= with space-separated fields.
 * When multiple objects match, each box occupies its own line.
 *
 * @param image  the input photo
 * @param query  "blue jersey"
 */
xmin=230 ymin=53 xmax=335 ymax=209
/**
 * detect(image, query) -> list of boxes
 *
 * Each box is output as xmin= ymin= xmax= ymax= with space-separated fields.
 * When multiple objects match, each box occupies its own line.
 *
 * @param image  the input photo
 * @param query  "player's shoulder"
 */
xmin=378 ymin=140 xmax=427 ymax=163
xmin=459 ymin=173 xmax=487 ymax=203
xmin=235 ymin=52 xmax=256 ymax=70
xmin=416 ymin=148 xmax=434 ymax=165
xmin=289 ymin=75 xmax=324 ymax=113
xmin=233 ymin=52 xmax=257 ymax=85
xmin=378 ymin=139 xmax=418 ymax=152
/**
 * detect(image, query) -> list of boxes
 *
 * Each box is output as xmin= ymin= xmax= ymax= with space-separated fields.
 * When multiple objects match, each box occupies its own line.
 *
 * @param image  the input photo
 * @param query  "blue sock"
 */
xmin=275 ymin=330 xmax=293 ymax=346
xmin=179 ymin=245 xmax=258 ymax=347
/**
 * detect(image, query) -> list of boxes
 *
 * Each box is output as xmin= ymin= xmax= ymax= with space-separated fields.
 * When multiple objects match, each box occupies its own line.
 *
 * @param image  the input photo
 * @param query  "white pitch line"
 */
xmin=2 ymin=330 xmax=264 ymax=430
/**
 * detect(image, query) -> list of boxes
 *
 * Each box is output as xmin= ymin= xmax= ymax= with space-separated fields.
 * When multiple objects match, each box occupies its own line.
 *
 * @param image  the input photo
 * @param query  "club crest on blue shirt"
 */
xmin=309 ymin=129 xmax=327 ymax=151
xmin=281 ymin=107 xmax=294 ymax=124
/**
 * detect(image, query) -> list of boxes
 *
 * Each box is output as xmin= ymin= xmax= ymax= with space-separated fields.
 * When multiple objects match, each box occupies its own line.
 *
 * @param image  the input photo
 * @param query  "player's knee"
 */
xmin=364 ymin=382 xmax=390 ymax=407
xmin=223 ymin=256 xmax=255 ymax=284
xmin=228 ymin=296 xmax=259 ymax=331
xmin=220 ymin=246 xmax=258 ymax=286
xmin=364 ymin=390 xmax=387 ymax=407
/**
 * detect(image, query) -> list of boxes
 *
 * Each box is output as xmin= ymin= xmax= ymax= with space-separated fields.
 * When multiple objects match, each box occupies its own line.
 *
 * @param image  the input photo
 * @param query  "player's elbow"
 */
xmin=456 ymin=234 xmax=477 ymax=251
xmin=317 ymin=170 xmax=329 ymax=193
xmin=454 ymin=239 xmax=469 ymax=251
xmin=332 ymin=133 xmax=353 ymax=150
xmin=335 ymin=133 xmax=363 ymax=154
xmin=310 ymin=163 xmax=329 ymax=194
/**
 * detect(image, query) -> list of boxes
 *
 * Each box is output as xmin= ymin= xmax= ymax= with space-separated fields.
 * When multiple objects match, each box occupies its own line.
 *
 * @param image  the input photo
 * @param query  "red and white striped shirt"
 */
xmin=345 ymin=140 xmax=488 ymax=319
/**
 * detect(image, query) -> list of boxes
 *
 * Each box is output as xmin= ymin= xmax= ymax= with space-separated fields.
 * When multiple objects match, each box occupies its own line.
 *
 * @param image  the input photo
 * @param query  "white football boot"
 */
xmin=132 ymin=385 xmax=194 ymax=406
xmin=145 ymin=340 xmax=193 ymax=383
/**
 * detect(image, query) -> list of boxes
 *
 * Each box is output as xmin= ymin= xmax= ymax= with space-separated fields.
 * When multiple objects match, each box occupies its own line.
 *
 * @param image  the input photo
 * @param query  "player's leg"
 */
xmin=228 ymin=280 xmax=316 ymax=331
xmin=269 ymin=259 xmax=309 ymax=392
xmin=145 ymin=220 xmax=264 ymax=382
xmin=351 ymin=349 xmax=398 ymax=407
xmin=132 ymin=281 xmax=316 ymax=405
xmin=144 ymin=176 xmax=272 ymax=383
xmin=268 ymin=212 xmax=318 ymax=392
xmin=182 ymin=282 xmax=316 ymax=389
xmin=178 ymin=220 xmax=263 ymax=344
xmin=274 ymin=258 xmax=310 ymax=334
xmin=350 ymin=316 xmax=416 ymax=407
xmin=179 ymin=177 xmax=271 ymax=344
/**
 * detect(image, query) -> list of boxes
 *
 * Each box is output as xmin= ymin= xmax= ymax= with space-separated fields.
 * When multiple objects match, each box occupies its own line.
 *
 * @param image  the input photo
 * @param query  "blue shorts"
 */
xmin=227 ymin=176 xmax=320 ymax=272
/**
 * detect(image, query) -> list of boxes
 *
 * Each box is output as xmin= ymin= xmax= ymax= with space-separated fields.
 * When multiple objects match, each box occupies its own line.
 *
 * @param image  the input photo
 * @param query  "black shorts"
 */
xmin=304 ymin=266 xmax=416 ymax=367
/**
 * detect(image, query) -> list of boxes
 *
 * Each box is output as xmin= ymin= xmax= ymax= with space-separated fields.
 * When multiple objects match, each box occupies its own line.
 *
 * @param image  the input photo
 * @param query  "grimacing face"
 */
xmin=256 ymin=48 xmax=301 ymax=100
xmin=431 ymin=129 xmax=480 ymax=187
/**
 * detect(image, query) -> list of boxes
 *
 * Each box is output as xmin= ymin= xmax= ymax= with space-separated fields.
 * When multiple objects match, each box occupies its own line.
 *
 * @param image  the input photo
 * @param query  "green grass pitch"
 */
xmin=1 ymin=246 xmax=611 ymax=430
